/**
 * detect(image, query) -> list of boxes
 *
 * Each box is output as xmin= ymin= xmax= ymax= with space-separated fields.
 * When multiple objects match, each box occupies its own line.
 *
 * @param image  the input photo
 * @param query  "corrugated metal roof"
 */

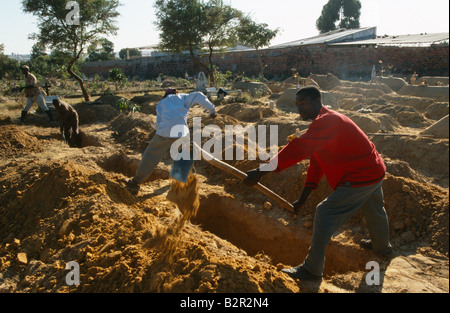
xmin=330 ymin=32 xmax=449 ymax=47
xmin=268 ymin=27 xmax=377 ymax=48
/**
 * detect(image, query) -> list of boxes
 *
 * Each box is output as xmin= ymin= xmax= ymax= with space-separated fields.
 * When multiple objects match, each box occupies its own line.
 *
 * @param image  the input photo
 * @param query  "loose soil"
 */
xmin=0 ymin=76 xmax=448 ymax=293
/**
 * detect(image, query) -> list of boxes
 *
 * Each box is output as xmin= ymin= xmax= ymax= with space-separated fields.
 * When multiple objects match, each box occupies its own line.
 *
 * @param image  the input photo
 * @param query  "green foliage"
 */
xmin=154 ymin=0 xmax=205 ymax=53
xmin=236 ymin=16 xmax=279 ymax=51
xmin=119 ymin=48 xmax=142 ymax=60
xmin=108 ymin=68 xmax=128 ymax=90
xmin=0 ymin=47 xmax=21 ymax=79
xmin=154 ymin=0 xmax=242 ymax=85
xmin=87 ymin=38 xmax=116 ymax=62
xmin=212 ymin=66 xmax=233 ymax=87
xmin=236 ymin=16 xmax=279 ymax=78
xmin=115 ymin=98 xmax=140 ymax=113
xmin=22 ymin=0 xmax=121 ymax=102
xmin=316 ymin=0 xmax=361 ymax=33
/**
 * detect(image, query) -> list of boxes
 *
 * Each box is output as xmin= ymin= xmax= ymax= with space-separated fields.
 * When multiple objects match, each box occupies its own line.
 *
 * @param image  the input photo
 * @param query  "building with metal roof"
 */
xmin=268 ymin=27 xmax=378 ymax=49
xmin=331 ymin=32 xmax=449 ymax=47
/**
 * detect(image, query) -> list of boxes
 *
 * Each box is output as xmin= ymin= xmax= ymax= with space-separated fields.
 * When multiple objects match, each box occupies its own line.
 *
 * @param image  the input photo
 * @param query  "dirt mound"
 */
xmin=424 ymin=102 xmax=449 ymax=121
xmin=398 ymin=85 xmax=449 ymax=101
xmin=0 ymin=125 xmax=43 ymax=156
xmin=0 ymin=161 xmax=299 ymax=293
xmin=0 ymin=80 xmax=448 ymax=294
xmin=232 ymin=81 xmax=272 ymax=97
xmin=217 ymin=103 xmax=278 ymax=122
xmin=309 ymin=73 xmax=342 ymax=90
xmin=420 ymin=115 xmax=449 ymax=139
xmin=75 ymin=103 xmax=120 ymax=125
xmin=371 ymin=135 xmax=449 ymax=188
xmin=109 ymin=113 xmax=156 ymax=152
xmin=129 ymin=94 xmax=161 ymax=115
xmin=0 ymin=114 xmax=12 ymax=126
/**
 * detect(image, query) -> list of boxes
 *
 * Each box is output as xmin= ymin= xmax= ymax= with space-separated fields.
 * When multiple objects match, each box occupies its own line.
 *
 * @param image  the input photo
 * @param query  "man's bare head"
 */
xmin=295 ymin=86 xmax=323 ymax=121
xmin=53 ymin=98 xmax=61 ymax=108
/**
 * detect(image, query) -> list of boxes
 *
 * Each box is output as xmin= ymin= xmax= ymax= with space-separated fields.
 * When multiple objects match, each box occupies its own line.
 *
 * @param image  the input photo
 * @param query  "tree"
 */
xmin=87 ymin=38 xmax=116 ymax=62
xmin=154 ymin=0 xmax=241 ymax=85
xmin=316 ymin=0 xmax=361 ymax=34
xmin=236 ymin=16 xmax=279 ymax=78
xmin=31 ymin=42 xmax=48 ymax=59
xmin=202 ymin=0 xmax=242 ymax=85
xmin=0 ymin=44 xmax=21 ymax=79
xmin=119 ymin=48 xmax=142 ymax=60
xmin=22 ymin=0 xmax=121 ymax=102
xmin=155 ymin=0 xmax=209 ymax=75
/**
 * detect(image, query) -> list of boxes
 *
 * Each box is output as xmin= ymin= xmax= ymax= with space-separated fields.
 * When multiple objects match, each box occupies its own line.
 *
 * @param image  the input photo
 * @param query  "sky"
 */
xmin=0 ymin=0 xmax=449 ymax=55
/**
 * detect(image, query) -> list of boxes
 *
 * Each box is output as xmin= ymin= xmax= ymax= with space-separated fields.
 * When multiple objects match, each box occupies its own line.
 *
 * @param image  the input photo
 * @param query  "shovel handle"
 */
xmin=194 ymin=143 xmax=294 ymax=212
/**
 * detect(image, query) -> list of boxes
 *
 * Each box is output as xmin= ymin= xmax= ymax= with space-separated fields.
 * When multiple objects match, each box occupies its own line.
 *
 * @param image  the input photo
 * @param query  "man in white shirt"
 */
xmin=126 ymin=88 xmax=216 ymax=189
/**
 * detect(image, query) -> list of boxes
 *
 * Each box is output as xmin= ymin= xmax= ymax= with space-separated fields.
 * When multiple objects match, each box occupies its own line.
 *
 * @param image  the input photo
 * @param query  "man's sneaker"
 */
xmin=281 ymin=265 xmax=322 ymax=281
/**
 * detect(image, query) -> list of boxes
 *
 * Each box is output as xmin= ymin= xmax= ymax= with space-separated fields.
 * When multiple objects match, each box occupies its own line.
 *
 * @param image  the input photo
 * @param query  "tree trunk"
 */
xmin=257 ymin=49 xmax=265 ymax=79
xmin=68 ymin=57 xmax=91 ymax=102
xmin=189 ymin=47 xmax=210 ymax=84
xmin=207 ymin=44 xmax=216 ymax=87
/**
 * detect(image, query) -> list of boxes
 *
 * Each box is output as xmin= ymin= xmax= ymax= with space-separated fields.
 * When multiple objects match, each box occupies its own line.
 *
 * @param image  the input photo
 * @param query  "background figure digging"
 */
xmin=52 ymin=99 xmax=81 ymax=148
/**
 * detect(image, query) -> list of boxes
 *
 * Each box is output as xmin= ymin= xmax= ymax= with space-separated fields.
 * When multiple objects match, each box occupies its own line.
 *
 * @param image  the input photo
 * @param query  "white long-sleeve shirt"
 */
xmin=154 ymin=92 xmax=216 ymax=138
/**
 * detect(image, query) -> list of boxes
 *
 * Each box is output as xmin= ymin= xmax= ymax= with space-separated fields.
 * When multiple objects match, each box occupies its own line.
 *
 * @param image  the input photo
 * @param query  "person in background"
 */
xmin=19 ymin=65 xmax=53 ymax=123
xmin=52 ymin=98 xmax=81 ymax=148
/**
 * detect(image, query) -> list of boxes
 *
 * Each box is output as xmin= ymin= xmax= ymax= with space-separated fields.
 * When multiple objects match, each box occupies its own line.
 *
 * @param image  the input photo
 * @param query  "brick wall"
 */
xmin=81 ymin=44 xmax=449 ymax=81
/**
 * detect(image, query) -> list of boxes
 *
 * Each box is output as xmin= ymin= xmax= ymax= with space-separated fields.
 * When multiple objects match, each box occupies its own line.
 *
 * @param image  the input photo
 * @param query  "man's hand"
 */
xmin=243 ymin=169 xmax=265 ymax=186
xmin=292 ymin=198 xmax=307 ymax=215
xmin=291 ymin=186 xmax=314 ymax=215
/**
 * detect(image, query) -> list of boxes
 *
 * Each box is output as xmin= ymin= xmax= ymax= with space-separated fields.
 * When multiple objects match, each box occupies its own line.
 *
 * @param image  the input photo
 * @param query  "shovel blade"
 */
xmin=170 ymin=158 xmax=194 ymax=184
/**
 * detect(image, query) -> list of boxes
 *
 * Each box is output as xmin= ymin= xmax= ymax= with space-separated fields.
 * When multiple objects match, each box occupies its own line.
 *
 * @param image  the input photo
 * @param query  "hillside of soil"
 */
xmin=0 ymin=75 xmax=448 ymax=294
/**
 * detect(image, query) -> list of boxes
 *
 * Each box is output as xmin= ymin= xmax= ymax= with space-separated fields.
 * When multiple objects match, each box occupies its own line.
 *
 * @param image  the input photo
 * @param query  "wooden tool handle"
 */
xmin=194 ymin=143 xmax=294 ymax=212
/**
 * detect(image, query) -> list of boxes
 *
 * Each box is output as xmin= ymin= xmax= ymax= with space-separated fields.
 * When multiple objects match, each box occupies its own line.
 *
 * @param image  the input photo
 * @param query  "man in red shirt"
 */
xmin=244 ymin=86 xmax=392 ymax=281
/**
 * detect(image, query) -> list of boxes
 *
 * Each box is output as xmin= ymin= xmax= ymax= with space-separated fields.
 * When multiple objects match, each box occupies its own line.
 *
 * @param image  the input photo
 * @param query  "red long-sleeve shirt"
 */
xmin=268 ymin=106 xmax=386 ymax=190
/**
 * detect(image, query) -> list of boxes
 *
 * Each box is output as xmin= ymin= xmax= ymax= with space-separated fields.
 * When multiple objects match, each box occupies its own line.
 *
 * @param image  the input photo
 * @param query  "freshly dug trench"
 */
xmin=192 ymin=192 xmax=376 ymax=277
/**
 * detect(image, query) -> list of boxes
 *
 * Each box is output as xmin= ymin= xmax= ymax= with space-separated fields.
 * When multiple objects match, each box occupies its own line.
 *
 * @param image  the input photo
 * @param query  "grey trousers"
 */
xmin=302 ymin=180 xmax=392 ymax=277
xmin=24 ymin=94 xmax=49 ymax=112
xmin=132 ymin=134 xmax=178 ymax=184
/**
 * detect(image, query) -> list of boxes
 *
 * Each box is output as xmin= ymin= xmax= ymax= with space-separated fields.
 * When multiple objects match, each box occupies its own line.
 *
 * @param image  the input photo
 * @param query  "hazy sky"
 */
xmin=1 ymin=0 xmax=448 ymax=55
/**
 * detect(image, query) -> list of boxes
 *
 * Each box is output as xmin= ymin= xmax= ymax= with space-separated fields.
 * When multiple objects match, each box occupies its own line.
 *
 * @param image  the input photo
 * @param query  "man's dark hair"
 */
xmin=296 ymin=86 xmax=322 ymax=101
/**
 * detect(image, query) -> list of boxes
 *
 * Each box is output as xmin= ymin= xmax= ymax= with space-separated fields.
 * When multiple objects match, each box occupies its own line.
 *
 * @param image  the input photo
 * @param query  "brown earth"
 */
xmin=0 ymin=76 xmax=448 ymax=294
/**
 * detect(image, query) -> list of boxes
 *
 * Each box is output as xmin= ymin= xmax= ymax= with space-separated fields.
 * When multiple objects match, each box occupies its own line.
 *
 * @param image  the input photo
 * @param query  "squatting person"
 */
xmin=52 ymin=98 xmax=81 ymax=148
xmin=243 ymin=85 xmax=392 ymax=281
xmin=125 ymin=88 xmax=217 ymax=190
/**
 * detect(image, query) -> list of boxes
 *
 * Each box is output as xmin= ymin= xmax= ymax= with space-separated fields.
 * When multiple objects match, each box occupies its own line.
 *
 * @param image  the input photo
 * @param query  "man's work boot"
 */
xmin=360 ymin=238 xmax=393 ymax=258
xmin=46 ymin=110 xmax=54 ymax=121
xmin=20 ymin=110 xmax=27 ymax=123
xmin=281 ymin=265 xmax=322 ymax=282
xmin=123 ymin=178 xmax=140 ymax=195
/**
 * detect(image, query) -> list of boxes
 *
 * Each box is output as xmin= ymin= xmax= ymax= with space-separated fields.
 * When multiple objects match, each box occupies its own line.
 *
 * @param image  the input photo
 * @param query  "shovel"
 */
xmin=170 ymin=142 xmax=294 ymax=212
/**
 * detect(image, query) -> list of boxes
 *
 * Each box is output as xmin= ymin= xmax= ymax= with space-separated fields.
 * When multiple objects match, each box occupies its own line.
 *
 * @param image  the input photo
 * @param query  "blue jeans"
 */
xmin=302 ymin=180 xmax=392 ymax=277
